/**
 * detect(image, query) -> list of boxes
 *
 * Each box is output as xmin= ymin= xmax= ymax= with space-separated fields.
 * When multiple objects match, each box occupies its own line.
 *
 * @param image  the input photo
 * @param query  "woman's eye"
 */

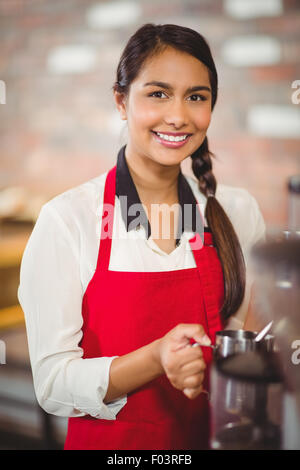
xmin=188 ymin=94 xmax=207 ymax=102
xmin=148 ymin=91 xmax=167 ymax=98
xmin=148 ymin=91 xmax=207 ymax=101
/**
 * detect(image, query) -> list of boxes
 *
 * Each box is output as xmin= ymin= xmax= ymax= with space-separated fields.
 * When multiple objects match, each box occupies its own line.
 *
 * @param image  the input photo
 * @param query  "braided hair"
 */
xmin=113 ymin=23 xmax=246 ymax=321
xmin=191 ymin=138 xmax=246 ymax=320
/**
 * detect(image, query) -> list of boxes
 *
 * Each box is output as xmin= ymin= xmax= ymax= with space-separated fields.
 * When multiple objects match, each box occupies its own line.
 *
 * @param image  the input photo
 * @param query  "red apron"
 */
xmin=64 ymin=165 xmax=224 ymax=450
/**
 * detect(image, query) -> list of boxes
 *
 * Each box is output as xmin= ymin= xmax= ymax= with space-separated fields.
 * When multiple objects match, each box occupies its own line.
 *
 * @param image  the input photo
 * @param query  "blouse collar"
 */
xmin=115 ymin=144 xmax=206 ymax=244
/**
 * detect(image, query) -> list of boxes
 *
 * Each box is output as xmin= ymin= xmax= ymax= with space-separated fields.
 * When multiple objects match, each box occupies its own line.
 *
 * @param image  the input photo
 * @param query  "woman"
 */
xmin=18 ymin=23 xmax=266 ymax=450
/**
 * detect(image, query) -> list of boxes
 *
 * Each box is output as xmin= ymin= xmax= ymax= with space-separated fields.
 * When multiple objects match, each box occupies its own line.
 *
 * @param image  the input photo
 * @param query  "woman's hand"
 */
xmin=156 ymin=323 xmax=211 ymax=400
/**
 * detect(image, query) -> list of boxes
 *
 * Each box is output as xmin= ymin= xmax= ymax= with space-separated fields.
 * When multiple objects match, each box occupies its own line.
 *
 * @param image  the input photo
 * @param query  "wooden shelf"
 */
xmin=0 ymin=305 xmax=25 ymax=330
xmin=0 ymin=232 xmax=30 ymax=268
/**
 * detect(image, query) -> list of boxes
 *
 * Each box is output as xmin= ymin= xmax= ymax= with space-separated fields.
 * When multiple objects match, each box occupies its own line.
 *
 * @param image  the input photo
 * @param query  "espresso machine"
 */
xmin=209 ymin=175 xmax=300 ymax=450
xmin=249 ymin=237 xmax=300 ymax=449
xmin=250 ymin=175 xmax=300 ymax=449
xmin=210 ymin=332 xmax=283 ymax=450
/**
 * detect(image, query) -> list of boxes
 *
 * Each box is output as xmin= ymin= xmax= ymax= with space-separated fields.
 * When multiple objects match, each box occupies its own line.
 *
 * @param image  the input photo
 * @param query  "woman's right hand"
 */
xmin=155 ymin=323 xmax=211 ymax=400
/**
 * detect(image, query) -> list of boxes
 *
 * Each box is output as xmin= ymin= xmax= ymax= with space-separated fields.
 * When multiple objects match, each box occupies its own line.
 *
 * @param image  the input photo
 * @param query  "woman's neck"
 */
xmin=125 ymin=147 xmax=180 ymax=205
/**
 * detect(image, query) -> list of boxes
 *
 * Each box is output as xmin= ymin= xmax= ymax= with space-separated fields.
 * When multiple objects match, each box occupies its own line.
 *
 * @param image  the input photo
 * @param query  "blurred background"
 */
xmin=0 ymin=0 xmax=299 ymax=450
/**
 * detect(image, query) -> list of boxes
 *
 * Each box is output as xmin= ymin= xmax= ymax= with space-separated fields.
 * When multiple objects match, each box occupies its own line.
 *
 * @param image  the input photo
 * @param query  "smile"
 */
xmin=151 ymin=131 xmax=192 ymax=148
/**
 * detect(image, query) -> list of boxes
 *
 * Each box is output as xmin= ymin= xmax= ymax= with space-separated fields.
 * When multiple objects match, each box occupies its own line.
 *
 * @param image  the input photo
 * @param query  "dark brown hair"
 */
xmin=112 ymin=23 xmax=246 ymax=321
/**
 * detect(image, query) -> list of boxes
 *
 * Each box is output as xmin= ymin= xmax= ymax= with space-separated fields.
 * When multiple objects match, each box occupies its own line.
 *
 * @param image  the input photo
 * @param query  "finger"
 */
xmin=180 ymin=358 xmax=206 ymax=375
xmin=183 ymin=385 xmax=203 ymax=400
xmin=173 ymin=344 xmax=204 ymax=368
xmin=172 ymin=324 xmax=211 ymax=349
xmin=183 ymin=372 xmax=205 ymax=389
xmin=176 ymin=343 xmax=203 ymax=359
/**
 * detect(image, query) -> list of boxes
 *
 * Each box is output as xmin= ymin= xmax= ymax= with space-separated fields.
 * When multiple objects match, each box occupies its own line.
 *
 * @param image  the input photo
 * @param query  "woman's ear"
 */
xmin=114 ymin=90 xmax=127 ymax=120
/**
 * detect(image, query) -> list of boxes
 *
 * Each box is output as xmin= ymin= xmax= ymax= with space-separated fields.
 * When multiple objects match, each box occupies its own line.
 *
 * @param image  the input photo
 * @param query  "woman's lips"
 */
xmin=151 ymin=131 xmax=191 ymax=148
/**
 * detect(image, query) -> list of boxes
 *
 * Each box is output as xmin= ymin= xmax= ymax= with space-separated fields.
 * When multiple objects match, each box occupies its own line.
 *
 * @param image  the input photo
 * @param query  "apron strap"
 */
xmin=96 ymin=166 xmax=117 ymax=272
xmin=190 ymin=233 xmax=225 ymax=340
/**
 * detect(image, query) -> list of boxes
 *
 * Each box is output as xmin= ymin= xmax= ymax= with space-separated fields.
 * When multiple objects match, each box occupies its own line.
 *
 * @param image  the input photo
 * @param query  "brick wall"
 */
xmin=0 ymin=0 xmax=299 ymax=229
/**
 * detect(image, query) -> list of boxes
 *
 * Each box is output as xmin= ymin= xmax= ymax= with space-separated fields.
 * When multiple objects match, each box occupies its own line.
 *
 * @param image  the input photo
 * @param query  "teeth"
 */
xmin=156 ymin=132 xmax=188 ymax=142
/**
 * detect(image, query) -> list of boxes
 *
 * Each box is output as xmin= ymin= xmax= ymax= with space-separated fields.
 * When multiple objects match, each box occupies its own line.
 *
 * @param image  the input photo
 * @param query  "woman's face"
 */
xmin=114 ymin=46 xmax=212 ymax=167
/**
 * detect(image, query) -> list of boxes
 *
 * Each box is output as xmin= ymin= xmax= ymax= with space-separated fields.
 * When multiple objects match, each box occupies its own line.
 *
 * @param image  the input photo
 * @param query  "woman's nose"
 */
xmin=163 ymin=99 xmax=188 ymax=128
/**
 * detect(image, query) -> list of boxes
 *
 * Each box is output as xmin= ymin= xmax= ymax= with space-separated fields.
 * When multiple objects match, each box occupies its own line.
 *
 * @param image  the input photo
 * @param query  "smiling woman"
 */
xmin=112 ymin=24 xmax=245 ymax=320
xmin=18 ymin=23 xmax=266 ymax=451
xmin=116 ymin=48 xmax=212 ymax=163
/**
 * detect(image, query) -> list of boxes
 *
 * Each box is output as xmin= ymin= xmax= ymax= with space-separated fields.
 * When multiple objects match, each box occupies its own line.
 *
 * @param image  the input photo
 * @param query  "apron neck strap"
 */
xmin=97 ymin=166 xmax=117 ymax=272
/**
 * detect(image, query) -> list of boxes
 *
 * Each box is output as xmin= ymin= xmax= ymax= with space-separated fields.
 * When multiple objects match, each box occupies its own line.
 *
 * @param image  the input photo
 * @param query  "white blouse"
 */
xmin=17 ymin=170 xmax=266 ymax=421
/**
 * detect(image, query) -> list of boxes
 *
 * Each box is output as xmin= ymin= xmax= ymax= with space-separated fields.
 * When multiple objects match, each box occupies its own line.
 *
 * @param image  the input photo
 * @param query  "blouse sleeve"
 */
xmin=17 ymin=202 xmax=127 ymax=419
xmin=225 ymin=191 xmax=266 ymax=330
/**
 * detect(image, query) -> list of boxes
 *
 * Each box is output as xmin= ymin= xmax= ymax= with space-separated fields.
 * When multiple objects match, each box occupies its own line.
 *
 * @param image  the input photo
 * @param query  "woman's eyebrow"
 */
xmin=143 ymin=81 xmax=211 ymax=93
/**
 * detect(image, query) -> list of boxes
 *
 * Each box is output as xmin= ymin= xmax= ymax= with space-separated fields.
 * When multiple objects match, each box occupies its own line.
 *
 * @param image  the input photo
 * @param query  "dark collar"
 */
xmin=115 ymin=145 xmax=206 ymax=244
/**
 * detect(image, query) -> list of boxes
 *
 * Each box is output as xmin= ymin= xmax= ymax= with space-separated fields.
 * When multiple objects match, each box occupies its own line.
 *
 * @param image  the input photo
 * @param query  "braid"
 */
xmin=191 ymin=137 xmax=216 ymax=197
xmin=191 ymin=137 xmax=246 ymax=321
